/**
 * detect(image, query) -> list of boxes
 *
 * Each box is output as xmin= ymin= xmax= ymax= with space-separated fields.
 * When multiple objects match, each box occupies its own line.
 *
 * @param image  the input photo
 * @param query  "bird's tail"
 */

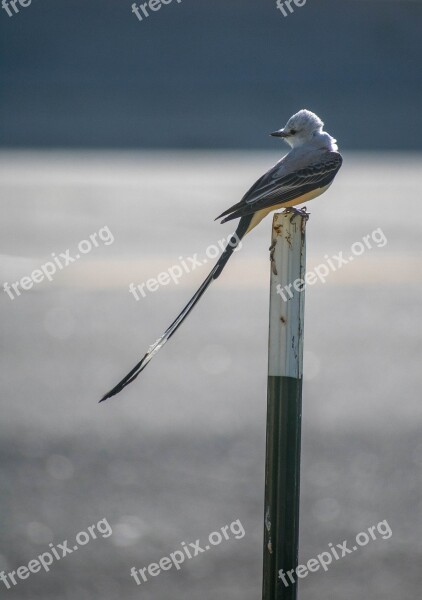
xmin=100 ymin=216 xmax=251 ymax=402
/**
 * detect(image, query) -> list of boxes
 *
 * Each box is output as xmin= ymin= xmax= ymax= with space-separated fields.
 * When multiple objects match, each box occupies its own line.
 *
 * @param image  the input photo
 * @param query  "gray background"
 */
xmin=1 ymin=151 xmax=421 ymax=599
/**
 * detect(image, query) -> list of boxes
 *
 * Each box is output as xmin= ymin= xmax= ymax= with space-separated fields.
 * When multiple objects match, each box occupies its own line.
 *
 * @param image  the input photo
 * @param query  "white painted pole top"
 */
xmin=268 ymin=210 xmax=308 ymax=379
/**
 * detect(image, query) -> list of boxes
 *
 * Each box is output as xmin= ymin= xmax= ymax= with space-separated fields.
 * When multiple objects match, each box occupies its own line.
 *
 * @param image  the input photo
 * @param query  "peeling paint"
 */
xmin=265 ymin=507 xmax=271 ymax=532
xmin=269 ymin=241 xmax=278 ymax=276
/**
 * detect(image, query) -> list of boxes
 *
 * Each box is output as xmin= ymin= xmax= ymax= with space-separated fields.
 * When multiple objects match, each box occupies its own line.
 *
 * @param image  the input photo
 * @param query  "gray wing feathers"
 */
xmin=217 ymin=152 xmax=342 ymax=223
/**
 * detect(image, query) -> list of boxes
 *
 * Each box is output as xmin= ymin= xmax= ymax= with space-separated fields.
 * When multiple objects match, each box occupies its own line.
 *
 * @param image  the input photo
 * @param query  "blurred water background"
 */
xmin=1 ymin=150 xmax=421 ymax=599
xmin=1 ymin=0 xmax=422 ymax=599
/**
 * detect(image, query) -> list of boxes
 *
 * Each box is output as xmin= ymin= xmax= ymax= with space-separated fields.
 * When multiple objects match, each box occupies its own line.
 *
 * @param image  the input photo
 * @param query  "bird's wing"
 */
xmin=216 ymin=151 xmax=343 ymax=223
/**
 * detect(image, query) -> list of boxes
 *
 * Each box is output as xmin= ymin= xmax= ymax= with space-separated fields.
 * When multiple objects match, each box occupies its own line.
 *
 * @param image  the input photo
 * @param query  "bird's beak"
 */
xmin=270 ymin=129 xmax=289 ymax=138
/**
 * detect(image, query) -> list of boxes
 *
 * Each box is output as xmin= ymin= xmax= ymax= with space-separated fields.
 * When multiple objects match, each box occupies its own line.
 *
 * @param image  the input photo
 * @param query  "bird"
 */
xmin=100 ymin=109 xmax=342 ymax=402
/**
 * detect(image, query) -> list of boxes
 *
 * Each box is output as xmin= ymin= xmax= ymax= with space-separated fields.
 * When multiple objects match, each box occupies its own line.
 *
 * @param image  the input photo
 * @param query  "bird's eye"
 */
xmin=290 ymin=129 xmax=297 ymax=135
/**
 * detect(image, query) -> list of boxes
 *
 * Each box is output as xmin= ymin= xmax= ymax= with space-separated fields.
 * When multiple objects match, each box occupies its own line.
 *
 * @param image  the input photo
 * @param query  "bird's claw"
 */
xmin=283 ymin=206 xmax=310 ymax=223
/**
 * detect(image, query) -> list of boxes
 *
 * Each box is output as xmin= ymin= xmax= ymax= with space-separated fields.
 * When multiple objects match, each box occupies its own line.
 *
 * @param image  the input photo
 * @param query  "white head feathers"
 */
xmin=271 ymin=109 xmax=338 ymax=151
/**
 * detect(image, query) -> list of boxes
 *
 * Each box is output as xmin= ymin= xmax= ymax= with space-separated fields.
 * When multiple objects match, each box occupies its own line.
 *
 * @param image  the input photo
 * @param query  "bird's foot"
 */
xmin=283 ymin=206 xmax=310 ymax=222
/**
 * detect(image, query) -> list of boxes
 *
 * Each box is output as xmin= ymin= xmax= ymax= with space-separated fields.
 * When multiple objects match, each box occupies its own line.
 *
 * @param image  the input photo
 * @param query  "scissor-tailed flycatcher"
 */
xmin=100 ymin=109 xmax=342 ymax=402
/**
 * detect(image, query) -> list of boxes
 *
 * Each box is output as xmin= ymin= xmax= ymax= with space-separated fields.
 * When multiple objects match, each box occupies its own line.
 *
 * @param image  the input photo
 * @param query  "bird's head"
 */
xmin=271 ymin=109 xmax=324 ymax=148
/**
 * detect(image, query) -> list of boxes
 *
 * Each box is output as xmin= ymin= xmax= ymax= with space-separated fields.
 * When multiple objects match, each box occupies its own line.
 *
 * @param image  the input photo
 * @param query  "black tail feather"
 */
xmin=99 ymin=267 xmax=216 ymax=402
xmin=100 ymin=216 xmax=251 ymax=402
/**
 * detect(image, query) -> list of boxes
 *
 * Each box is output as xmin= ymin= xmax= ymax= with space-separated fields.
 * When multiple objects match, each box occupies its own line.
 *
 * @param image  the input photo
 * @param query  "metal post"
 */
xmin=262 ymin=209 xmax=308 ymax=600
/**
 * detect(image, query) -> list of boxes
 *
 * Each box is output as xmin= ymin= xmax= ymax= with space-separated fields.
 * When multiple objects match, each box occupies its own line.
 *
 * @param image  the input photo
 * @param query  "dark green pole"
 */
xmin=263 ymin=210 xmax=308 ymax=600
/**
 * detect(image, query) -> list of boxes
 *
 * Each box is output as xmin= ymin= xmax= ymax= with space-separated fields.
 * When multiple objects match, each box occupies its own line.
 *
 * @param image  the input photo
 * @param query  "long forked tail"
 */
xmin=99 ymin=216 xmax=251 ymax=402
